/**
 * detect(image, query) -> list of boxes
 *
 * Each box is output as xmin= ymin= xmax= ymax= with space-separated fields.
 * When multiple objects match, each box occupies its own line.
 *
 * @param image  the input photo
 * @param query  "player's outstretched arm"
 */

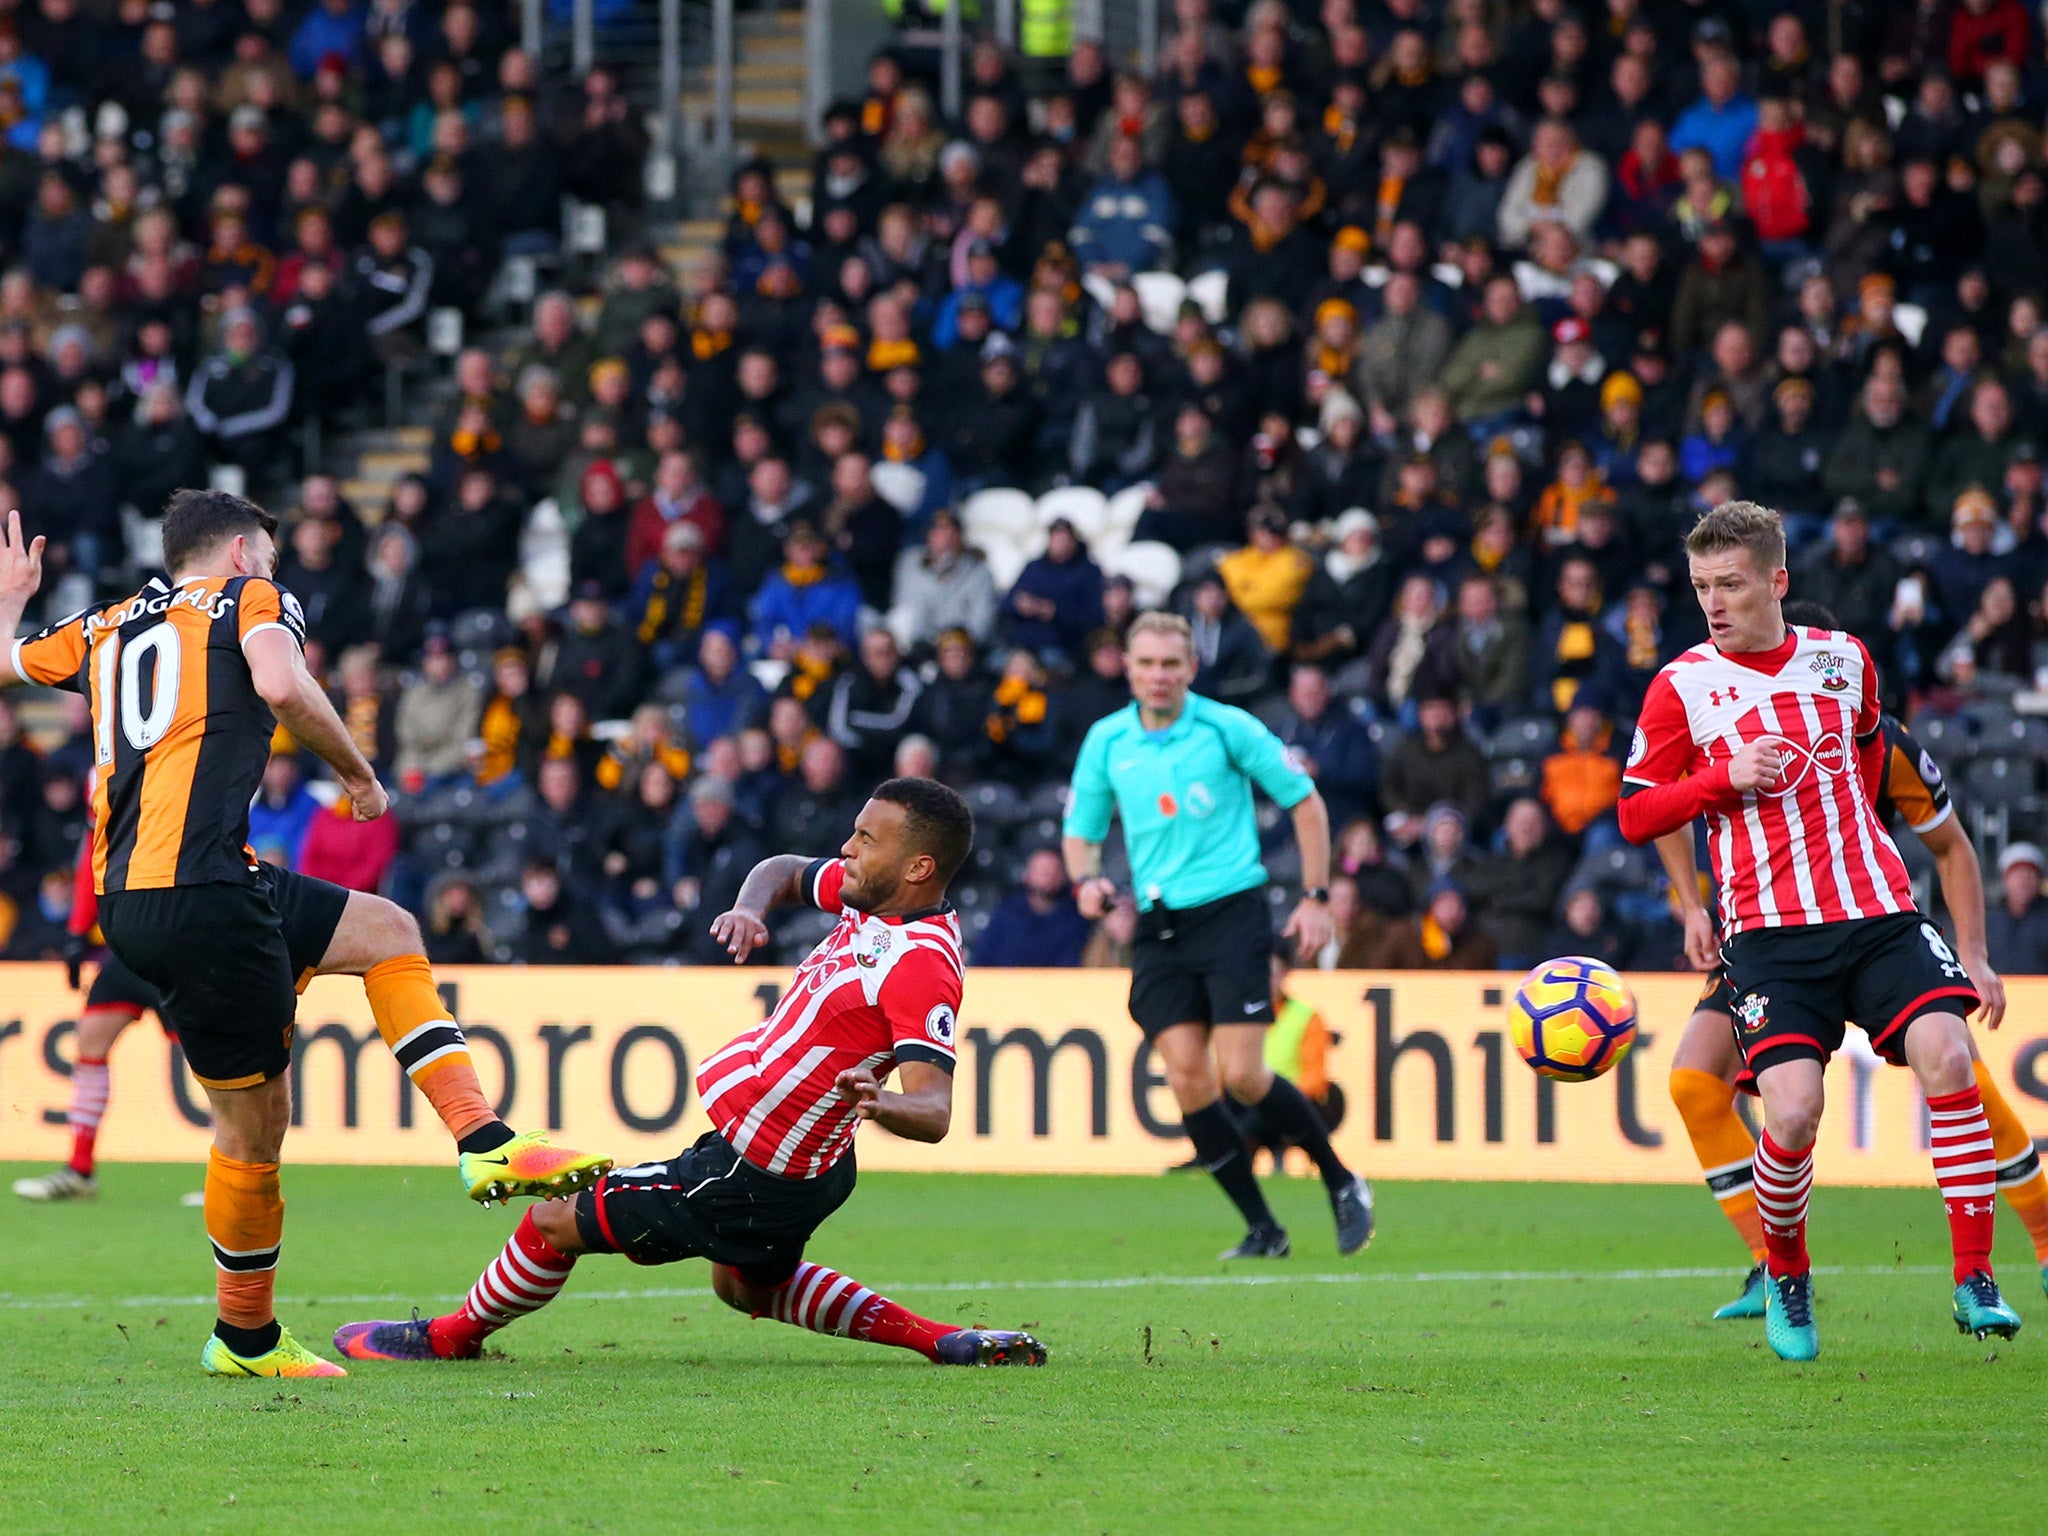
xmin=709 ymin=853 xmax=813 ymax=962
xmin=1652 ymin=828 xmax=1718 ymax=972
xmin=835 ymin=1060 xmax=953 ymax=1143
xmin=0 ymin=509 xmax=45 ymax=687
xmin=1919 ymin=813 xmax=2006 ymax=1030
xmin=244 ymin=626 xmax=388 ymax=820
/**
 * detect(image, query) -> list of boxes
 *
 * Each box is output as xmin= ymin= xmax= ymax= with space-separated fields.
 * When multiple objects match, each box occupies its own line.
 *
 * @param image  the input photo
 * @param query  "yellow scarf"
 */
xmin=1421 ymin=913 xmax=1451 ymax=961
xmin=478 ymin=695 xmax=521 ymax=785
xmin=780 ymin=560 xmax=826 ymax=589
xmin=1323 ymin=104 xmax=1356 ymax=155
xmin=1626 ymin=609 xmax=1659 ymax=669
xmin=691 ymin=328 xmax=732 ymax=361
xmin=1248 ymin=63 xmax=1282 ymax=95
xmin=883 ymin=426 xmax=925 ymax=461
xmin=1531 ymin=151 xmax=1578 ymax=207
xmin=450 ymin=423 xmax=501 ymax=458
xmin=636 ymin=564 xmax=708 ymax=645
xmin=1314 ymin=342 xmax=1351 ymax=378
xmin=544 ymin=730 xmax=583 ymax=762
xmin=1374 ymin=175 xmax=1404 ymax=244
xmin=345 ymin=694 xmax=380 ymax=761
xmin=986 ymin=675 xmax=1047 ymax=742
xmin=788 ymin=655 xmax=834 ymax=702
xmin=868 ymin=336 xmax=920 ymax=372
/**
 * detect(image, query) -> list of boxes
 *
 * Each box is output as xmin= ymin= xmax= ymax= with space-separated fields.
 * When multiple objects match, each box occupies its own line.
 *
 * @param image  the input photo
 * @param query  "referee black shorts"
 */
xmin=574 ymin=1131 xmax=858 ymax=1289
xmin=1128 ymin=888 xmax=1276 ymax=1039
xmin=99 ymin=864 xmax=351 ymax=1091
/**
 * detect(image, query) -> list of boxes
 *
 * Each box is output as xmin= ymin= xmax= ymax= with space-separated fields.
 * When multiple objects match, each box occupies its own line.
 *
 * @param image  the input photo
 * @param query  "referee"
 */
xmin=1063 ymin=612 xmax=1373 ymax=1259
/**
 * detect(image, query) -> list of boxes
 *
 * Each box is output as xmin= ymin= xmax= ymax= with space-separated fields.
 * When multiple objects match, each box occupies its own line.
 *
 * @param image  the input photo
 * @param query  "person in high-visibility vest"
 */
xmin=880 ymin=0 xmax=985 ymax=23
xmin=1021 ymin=0 xmax=1073 ymax=59
xmin=1262 ymin=955 xmax=1346 ymax=1137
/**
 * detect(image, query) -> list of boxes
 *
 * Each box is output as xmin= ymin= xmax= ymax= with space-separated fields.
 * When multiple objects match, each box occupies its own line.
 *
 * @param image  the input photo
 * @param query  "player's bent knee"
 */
xmin=1905 ymin=1015 xmax=1975 ymax=1095
xmin=711 ymin=1264 xmax=772 ymax=1315
xmin=529 ymin=1198 xmax=586 ymax=1254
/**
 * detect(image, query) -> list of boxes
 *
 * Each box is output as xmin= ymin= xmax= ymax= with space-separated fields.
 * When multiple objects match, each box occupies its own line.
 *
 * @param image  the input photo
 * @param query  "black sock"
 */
xmin=457 ymin=1121 xmax=516 ymax=1155
xmin=1182 ymin=1100 xmax=1278 ymax=1231
xmin=214 ymin=1317 xmax=282 ymax=1356
xmin=1256 ymin=1076 xmax=1352 ymax=1193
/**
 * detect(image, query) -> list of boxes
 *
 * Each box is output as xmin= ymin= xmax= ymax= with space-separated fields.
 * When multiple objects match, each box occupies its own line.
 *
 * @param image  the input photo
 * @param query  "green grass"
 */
xmin=1 ymin=1165 xmax=2041 ymax=1535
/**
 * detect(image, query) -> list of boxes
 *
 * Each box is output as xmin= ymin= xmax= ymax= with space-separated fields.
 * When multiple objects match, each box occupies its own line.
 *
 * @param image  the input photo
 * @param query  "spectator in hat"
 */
xmin=750 ymin=520 xmax=862 ymax=658
xmin=1003 ymin=515 xmax=1103 ymax=663
xmin=1541 ymin=699 xmax=1622 ymax=842
xmin=1535 ymin=316 xmax=1608 ymax=442
xmin=1679 ymin=387 xmax=1749 ymax=484
xmin=1407 ymin=802 xmax=1486 ymax=908
xmin=975 ymin=847 xmax=1090 ymax=968
xmin=1988 ymin=843 xmax=2048 ymax=976
xmin=551 ymin=579 xmax=643 ymax=720
xmin=1184 ymin=572 xmax=1270 ymax=704
xmin=933 ymin=240 xmax=1023 ymax=348
xmin=1931 ymin=489 xmax=2016 ymax=632
xmin=1369 ymin=876 xmax=1499 ymax=970
xmin=186 ymin=305 xmax=294 ymax=482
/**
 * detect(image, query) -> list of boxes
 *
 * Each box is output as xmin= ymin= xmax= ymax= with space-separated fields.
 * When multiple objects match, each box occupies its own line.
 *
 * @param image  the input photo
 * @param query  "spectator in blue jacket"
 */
xmin=974 ymin=848 xmax=1091 ymax=967
xmin=1275 ymin=664 xmax=1379 ymax=832
xmin=289 ymin=0 xmax=368 ymax=80
xmin=1668 ymin=49 xmax=1758 ymax=181
xmin=1069 ymin=133 xmax=1175 ymax=278
xmin=677 ymin=624 xmax=765 ymax=744
xmin=248 ymin=753 xmax=322 ymax=868
xmin=933 ymin=240 xmax=1024 ymax=349
xmin=748 ymin=521 xmax=863 ymax=657
xmin=1001 ymin=518 xmax=1104 ymax=663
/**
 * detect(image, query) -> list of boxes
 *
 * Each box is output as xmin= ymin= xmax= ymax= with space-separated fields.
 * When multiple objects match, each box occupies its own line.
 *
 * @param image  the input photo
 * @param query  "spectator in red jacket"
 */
xmin=298 ymin=795 xmax=401 ymax=894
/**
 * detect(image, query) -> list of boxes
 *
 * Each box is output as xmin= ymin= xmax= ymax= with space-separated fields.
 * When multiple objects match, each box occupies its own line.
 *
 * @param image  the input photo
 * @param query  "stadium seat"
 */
xmin=981 ymin=532 xmax=1034 ymax=593
xmin=1131 ymin=270 xmax=1190 ymax=333
xmin=1489 ymin=756 xmax=1539 ymax=795
xmin=1104 ymin=483 xmax=1149 ymax=537
xmin=1487 ymin=716 xmax=1560 ymax=760
xmin=518 ymin=498 xmax=571 ymax=615
xmin=1909 ymin=713 xmax=1970 ymax=769
xmin=1892 ymin=301 xmax=1928 ymax=347
xmin=1978 ymin=715 xmax=2048 ymax=760
xmin=1186 ymin=269 xmax=1230 ymax=323
xmin=1889 ymin=532 xmax=1940 ymax=571
xmin=966 ymin=780 xmax=1029 ymax=827
xmin=1024 ymin=781 xmax=1070 ymax=820
xmin=1965 ymin=752 xmax=2037 ymax=803
xmin=961 ymin=487 xmax=1038 ymax=546
xmin=870 ymin=459 xmax=929 ymax=514
xmin=1110 ymin=541 xmax=1184 ymax=608
xmin=1034 ymin=485 xmax=1110 ymax=542
xmin=1960 ymin=698 xmax=2019 ymax=740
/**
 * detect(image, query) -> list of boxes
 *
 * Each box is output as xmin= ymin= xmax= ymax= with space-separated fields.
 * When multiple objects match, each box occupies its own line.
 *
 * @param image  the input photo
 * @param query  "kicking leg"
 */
xmin=335 ymin=1200 xmax=586 ymax=1362
xmin=1215 ymin=1024 xmax=1372 ymax=1256
xmin=1668 ymin=1007 xmax=1769 ymax=1318
xmin=1751 ymin=1057 xmax=1822 ymax=1361
xmin=1905 ymin=1013 xmax=2022 ymax=1338
xmin=316 ymin=891 xmax=610 ymax=1202
xmin=713 ymin=1262 xmax=1045 ymax=1367
xmin=198 ymin=1075 xmax=343 ymax=1378
xmin=13 ymin=1005 xmax=135 ymax=1201
xmin=1153 ymin=1022 xmax=1286 ymax=1256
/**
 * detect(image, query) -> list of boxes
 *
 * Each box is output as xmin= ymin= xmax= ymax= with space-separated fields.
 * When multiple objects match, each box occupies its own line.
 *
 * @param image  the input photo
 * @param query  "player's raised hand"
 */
xmin=1727 ymin=739 xmax=1785 ymax=793
xmin=346 ymin=777 xmax=390 ymax=821
xmin=835 ymin=1065 xmax=883 ymax=1119
xmin=0 ymin=508 xmax=45 ymax=602
xmin=710 ymin=905 xmax=770 ymax=962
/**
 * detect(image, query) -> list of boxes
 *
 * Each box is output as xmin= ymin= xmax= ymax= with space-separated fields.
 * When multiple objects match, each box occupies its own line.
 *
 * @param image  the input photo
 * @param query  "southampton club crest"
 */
xmin=1808 ymin=651 xmax=1849 ymax=692
xmin=1734 ymin=993 xmax=1769 ymax=1034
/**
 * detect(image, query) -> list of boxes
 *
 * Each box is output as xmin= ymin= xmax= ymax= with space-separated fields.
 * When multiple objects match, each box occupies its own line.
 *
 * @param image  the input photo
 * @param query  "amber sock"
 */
xmin=1977 ymin=1061 xmax=2048 ymax=1263
xmin=364 ymin=954 xmax=501 ymax=1144
xmin=206 ymin=1147 xmax=282 ymax=1345
xmin=1670 ymin=1067 xmax=1767 ymax=1261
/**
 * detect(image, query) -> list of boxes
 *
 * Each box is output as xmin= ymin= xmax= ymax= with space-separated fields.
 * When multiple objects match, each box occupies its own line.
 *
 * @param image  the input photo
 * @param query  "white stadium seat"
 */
xmin=1186 ymin=269 xmax=1230 ymax=322
xmin=1131 ymin=270 xmax=1188 ymax=334
xmin=1104 ymin=483 xmax=1150 ymax=537
xmin=960 ymin=486 xmax=1037 ymax=545
xmin=1111 ymin=541 xmax=1184 ymax=608
xmin=1034 ymin=485 xmax=1110 ymax=542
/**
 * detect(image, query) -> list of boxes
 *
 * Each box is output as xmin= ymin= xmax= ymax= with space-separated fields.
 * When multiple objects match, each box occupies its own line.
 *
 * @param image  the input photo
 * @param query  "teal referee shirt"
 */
xmin=1064 ymin=694 xmax=1316 ymax=911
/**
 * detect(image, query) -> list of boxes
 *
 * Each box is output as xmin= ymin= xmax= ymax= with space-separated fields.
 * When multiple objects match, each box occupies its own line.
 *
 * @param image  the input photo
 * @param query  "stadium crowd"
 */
xmin=3 ymin=0 xmax=2048 ymax=976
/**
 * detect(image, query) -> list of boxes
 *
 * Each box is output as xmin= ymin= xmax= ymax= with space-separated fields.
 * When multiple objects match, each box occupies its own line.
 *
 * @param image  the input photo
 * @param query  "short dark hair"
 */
xmin=161 ymin=488 xmax=279 ymax=576
xmin=1780 ymin=600 xmax=1839 ymax=630
xmin=871 ymin=776 xmax=973 ymax=888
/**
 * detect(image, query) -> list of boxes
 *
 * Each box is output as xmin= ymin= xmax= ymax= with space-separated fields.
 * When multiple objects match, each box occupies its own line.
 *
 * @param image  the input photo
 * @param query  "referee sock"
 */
xmin=66 ymin=1054 xmax=110 ymax=1177
xmin=752 ymin=1262 xmax=950 ymax=1361
xmin=1976 ymin=1061 xmax=2048 ymax=1264
xmin=1247 ymin=1075 xmax=1352 ymax=1194
xmin=1183 ymin=1100 xmax=1280 ymax=1232
xmin=1670 ymin=1067 xmax=1768 ymax=1263
xmin=206 ymin=1148 xmax=283 ymax=1355
xmin=429 ymin=1209 xmax=577 ymax=1359
xmin=364 ymin=955 xmax=502 ymax=1146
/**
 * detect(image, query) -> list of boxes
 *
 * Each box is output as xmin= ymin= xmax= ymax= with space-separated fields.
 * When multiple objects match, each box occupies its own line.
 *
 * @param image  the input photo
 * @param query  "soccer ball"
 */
xmin=1509 ymin=956 xmax=1639 ymax=1082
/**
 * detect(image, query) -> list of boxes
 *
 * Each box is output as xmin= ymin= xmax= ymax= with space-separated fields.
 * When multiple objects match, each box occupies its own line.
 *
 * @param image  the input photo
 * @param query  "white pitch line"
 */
xmin=0 ymin=1263 xmax=1952 ymax=1313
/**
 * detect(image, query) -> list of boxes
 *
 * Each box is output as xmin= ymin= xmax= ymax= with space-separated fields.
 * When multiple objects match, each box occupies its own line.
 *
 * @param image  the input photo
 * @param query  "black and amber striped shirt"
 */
xmin=1873 ymin=715 xmax=1953 ymax=838
xmin=11 ymin=575 xmax=306 ymax=894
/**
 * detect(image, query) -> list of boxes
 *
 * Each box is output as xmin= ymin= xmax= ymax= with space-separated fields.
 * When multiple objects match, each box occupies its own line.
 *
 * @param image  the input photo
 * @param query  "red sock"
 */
xmin=430 ymin=1209 xmax=576 ymax=1358
xmin=1753 ymin=1130 xmax=1814 ymax=1279
xmin=1928 ymin=1085 xmax=1998 ymax=1283
xmin=766 ymin=1261 xmax=951 ymax=1361
xmin=67 ymin=1055 xmax=109 ymax=1176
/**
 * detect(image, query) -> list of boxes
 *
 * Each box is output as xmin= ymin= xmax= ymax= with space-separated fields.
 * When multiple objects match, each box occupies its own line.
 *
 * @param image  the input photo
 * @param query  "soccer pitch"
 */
xmin=3 ymin=1168 xmax=2041 ymax=1535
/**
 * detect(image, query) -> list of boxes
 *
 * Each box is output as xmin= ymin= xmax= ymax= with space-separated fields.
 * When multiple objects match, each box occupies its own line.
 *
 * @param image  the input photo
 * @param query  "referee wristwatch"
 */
xmin=1302 ymin=887 xmax=1330 ymax=903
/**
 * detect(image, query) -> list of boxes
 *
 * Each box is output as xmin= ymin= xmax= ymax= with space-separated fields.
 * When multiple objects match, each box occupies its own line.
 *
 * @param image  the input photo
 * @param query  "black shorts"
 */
xmin=85 ymin=949 xmax=165 ymax=1024
xmin=1722 ymin=912 xmax=1979 ymax=1090
xmin=573 ymin=1130 xmax=857 ymax=1288
xmin=98 ymin=864 xmax=351 ymax=1091
xmin=1695 ymin=966 xmax=1735 ymax=1017
xmin=1128 ymin=888 xmax=1275 ymax=1039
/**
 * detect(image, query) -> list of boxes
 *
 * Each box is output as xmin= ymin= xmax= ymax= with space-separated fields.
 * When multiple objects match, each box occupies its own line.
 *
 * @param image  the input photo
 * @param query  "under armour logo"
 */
xmin=1710 ymin=687 xmax=1741 ymax=706
xmin=1960 ymin=1201 xmax=1994 ymax=1217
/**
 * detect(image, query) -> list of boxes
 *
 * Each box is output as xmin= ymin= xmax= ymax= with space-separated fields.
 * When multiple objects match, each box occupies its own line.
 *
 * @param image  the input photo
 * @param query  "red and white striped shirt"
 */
xmin=696 ymin=858 xmax=963 ymax=1178
xmin=1622 ymin=627 xmax=1915 ymax=937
